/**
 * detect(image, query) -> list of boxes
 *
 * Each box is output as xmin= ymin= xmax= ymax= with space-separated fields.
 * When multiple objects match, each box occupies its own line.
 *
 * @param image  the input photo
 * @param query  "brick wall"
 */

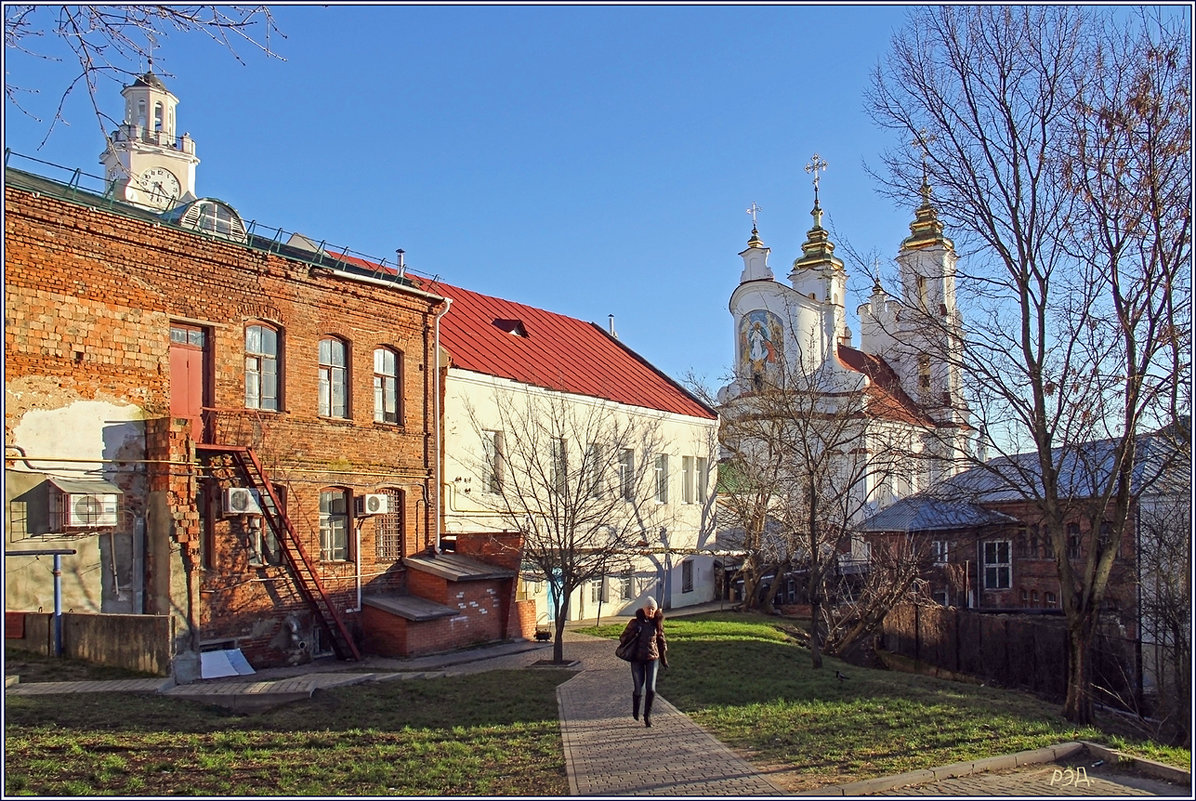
xmin=5 ymin=186 xmax=445 ymax=669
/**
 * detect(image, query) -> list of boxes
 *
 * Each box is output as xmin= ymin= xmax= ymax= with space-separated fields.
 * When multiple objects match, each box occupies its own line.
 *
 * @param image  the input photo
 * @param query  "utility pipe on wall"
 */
xmin=5 ymin=548 xmax=77 ymax=657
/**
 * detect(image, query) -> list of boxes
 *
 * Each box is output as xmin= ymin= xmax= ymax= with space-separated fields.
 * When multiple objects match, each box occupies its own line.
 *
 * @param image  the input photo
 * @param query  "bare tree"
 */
xmin=462 ymin=389 xmax=669 ymax=663
xmin=867 ymin=6 xmax=1191 ymax=723
xmin=5 ymin=5 xmax=284 ymax=147
xmin=1134 ymin=423 xmax=1191 ymax=746
xmin=713 ymin=328 xmax=928 ymax=668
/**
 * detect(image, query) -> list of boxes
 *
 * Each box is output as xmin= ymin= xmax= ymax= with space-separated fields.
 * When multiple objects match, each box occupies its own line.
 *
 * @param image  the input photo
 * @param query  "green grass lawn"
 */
xmin=580 ymin=612 xmax=1191 ymax=790
xmin=3 ymin=669 xmax=573 ymax=796
xmin=4 ymin=612 xmax=1189 ymax=796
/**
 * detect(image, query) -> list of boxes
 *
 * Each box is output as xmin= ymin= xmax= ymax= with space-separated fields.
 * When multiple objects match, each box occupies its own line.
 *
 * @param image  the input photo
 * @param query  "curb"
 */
xmin=1081 ymin=740 xmax=1193 ymax=787
xmin=801 ymin=743 xmax=1085 ymax=796
xmin=799 ymin=741 xmax=1192 ymax=796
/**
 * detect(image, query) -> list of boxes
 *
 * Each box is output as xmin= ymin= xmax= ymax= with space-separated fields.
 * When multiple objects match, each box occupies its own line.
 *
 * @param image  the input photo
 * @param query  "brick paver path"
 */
xmin=556 ymin=633 xmax=786 ymax=796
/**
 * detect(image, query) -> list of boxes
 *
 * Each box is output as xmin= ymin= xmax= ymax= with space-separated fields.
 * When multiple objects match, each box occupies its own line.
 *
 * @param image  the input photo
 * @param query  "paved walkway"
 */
xmin=6 ymin=609 xmax=1191 ymax=797
xmin=556 ymin=633 xmax=787 ymax=796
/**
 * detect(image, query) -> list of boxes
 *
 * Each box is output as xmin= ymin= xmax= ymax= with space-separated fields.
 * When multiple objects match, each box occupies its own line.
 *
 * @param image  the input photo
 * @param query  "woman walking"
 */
xmin=618 ymin=596 xmax=668 ymax=727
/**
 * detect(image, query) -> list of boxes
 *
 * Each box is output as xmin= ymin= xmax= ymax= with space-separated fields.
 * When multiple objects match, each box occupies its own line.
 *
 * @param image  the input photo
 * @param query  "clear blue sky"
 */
xmin=5 ymin=3 xmax=924 ymax=392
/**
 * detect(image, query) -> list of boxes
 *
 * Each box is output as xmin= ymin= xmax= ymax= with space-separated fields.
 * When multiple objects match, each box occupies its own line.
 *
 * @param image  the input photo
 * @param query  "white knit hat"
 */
xmin=644 ymin=596 xmax=658 ymax=610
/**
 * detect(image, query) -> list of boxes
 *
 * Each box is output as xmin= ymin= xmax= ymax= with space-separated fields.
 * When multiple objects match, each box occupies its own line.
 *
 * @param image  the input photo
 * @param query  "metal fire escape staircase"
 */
xmin=195 ymin=444 xmax=361 ymax=661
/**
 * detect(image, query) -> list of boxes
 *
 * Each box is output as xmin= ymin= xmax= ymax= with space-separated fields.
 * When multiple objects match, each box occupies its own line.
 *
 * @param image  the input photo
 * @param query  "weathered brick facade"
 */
xmin=5 ymin=180 xmax=525 ymax=675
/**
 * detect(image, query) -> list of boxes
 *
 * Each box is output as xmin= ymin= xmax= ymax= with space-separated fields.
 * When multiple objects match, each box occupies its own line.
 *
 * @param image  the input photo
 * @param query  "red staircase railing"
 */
xmin=195 ymin=443 xmax=361 ymax=661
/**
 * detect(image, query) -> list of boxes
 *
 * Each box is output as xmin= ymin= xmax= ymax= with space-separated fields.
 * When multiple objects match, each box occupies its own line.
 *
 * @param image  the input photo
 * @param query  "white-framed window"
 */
xmin=373 ymin=347 xmax=401 ymax=424
xmin=619 ymin=448 xmax=635 ymax=501
xmin=682 ymin=456 xmax=695 ymax=504
xmin=483 ymin=430 xmax=504 ymax=494
xmin=551 ymin=438 xmax=568 ymax=494
xmin=983 ymin=540 xmax=1011 ymax=590
xmin=1045 ymin=591 xmax=1057 ymax=608
xmin=318 ymin=337 xmax=349 ymax=418
xmin=584 ymin=442 xmax=603 ymax=498
xmin=590 ymin=577 xmax=606 ymax=604
xmin=932 ymin=589 xmax=948 ymax=607
xmin=319 ymin=488 xmax=351 ymax=562
xmin=620 ymin=572 xmax=634 ymax=600
xmin=655 ymin=454 xmax=669 ymax=503
xmin=249 ymin=484 xmax=284 ymax=567
xmin=245 ymin=323 xmax=280 ymax=411
xmin=931 ymin=540 xmax=949 ymax=565
xmin=682 ymin=560 xmax=694 ymax=593
xmin=696 ymin=456 xmax=709 ymax=502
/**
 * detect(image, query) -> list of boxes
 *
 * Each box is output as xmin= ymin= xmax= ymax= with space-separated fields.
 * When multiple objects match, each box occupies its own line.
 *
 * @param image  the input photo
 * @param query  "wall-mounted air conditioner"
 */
xmin=64 ymin=493 xmax=119 ymax=527
xmin=355 ymin=493 xmax=389 ymax=516
xmin=223 ymin=487 xmax=263 ymax=516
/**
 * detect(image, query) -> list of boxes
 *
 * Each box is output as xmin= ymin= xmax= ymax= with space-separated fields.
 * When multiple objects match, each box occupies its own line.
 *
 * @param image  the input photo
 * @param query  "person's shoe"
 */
xmin=644 ymin=691 xmax=655 ymax=727
xmin=632 ymin=693 xmax=641 ymax=721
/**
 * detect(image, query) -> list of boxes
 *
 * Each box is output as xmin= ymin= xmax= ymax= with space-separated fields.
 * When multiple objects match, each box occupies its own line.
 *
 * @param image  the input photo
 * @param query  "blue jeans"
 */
xmin=630 ymin=659 xmax=659 ymax=694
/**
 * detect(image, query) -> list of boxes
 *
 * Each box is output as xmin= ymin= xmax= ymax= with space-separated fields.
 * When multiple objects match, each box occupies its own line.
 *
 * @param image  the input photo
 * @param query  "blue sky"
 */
xmin=5 ymin=3 xmax=924 ymax=392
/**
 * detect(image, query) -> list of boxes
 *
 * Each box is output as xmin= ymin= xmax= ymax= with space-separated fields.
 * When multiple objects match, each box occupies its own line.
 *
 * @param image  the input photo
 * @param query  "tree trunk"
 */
xmin=809 ymin=595 xmax=823 ymax=669
xmin=552 ymin=596 xmax=570 ymax=663
xmin=1063 ymin=621 xmax=1094 ymax=724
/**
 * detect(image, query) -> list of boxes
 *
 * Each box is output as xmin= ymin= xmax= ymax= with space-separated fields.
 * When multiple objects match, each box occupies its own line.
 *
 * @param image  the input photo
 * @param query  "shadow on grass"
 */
xmin=4 ymin=669 xmax=575 ymax=733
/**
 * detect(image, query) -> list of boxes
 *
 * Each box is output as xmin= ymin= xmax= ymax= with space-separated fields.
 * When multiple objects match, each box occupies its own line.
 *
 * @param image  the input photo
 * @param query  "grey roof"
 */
xmin=362 ymin=594 xmax=458 ymax=622
xmin=131 ymin=71 xmax=169 ymax=92
xmin=856 ymin=496 xmax=1016 ymax=533
xmin=939 ymin=432 xmax=1185 ymax=504
xmin=403 ymin=551 xmax=516 ymax=582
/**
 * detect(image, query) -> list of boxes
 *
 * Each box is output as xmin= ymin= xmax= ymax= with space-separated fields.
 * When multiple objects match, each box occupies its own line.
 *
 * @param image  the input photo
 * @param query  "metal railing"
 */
xmin=4 ymin=149 xmax=435 ymax=287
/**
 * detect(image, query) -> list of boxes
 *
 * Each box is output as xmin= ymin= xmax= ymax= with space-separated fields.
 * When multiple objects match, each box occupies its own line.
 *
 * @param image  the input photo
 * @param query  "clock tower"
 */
xmin=100 ymin=71 xmax=199 ymax=211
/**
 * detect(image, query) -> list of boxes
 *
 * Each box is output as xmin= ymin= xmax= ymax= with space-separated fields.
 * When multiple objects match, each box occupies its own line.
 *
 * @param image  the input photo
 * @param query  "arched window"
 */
xmin=245 ymin=324 xmax=280 ymax=411
xmin=319 ymin=337 xmax=349 ymax=418
xmin=373 ymin=347 xmax=401 ymax=424
xmin=319 ymin=488 xmax=350 ymax=562
xmin=153 ymin=102 xmax=164 ymax=132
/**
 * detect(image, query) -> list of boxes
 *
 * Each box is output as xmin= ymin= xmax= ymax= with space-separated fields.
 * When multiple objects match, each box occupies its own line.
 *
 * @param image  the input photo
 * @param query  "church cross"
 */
xmin=805 ymin=154 xmax=828 ymax=203
xmin=912 ymin=128 xmax=937 ymax=199
xmin=746 ymin=202 xmax=762 ymax=229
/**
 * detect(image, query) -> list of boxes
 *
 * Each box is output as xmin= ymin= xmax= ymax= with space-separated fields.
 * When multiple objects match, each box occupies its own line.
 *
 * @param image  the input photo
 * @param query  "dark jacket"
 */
xmin=619 ymin=608 xmax=668 ymax=665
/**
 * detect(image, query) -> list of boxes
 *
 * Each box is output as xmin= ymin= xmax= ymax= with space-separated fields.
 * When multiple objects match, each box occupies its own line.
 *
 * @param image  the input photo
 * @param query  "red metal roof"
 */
xmin=836 ymin=344 xmax=937 ymax=427
xmin=421 ymin=278 xmax=717 ymax=420
xmin=318 ymin=250 xmax=714 ymax=420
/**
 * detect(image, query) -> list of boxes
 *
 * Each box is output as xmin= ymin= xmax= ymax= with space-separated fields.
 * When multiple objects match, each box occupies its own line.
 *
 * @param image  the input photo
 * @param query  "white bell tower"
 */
xmin=99 ymin=70 xmax=199 ymax=211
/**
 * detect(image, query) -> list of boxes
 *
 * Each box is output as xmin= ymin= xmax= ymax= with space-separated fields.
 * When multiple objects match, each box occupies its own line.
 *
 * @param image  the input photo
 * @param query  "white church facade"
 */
xmin=717 ymin=162 xmax=972 ymax=565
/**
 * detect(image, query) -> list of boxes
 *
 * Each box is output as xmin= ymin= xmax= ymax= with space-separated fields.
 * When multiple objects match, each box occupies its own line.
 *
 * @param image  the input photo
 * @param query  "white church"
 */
xmin=717 ymin=157 xmax=973 ymax=563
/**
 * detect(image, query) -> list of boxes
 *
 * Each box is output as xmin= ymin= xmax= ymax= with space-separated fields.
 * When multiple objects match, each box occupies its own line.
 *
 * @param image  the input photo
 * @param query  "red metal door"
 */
xmin=170 ymin=323 xmax=210 ymax=441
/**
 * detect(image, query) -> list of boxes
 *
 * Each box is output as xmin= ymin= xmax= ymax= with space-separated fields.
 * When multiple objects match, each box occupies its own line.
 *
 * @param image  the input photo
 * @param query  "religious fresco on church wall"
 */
xmin=739 ymin=309 xmax=784 ymax=385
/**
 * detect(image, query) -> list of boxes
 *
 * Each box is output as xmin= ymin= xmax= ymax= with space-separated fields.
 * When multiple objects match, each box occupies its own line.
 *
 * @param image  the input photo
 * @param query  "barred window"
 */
xmin=374 ymin=488 xmax=405 ymax=560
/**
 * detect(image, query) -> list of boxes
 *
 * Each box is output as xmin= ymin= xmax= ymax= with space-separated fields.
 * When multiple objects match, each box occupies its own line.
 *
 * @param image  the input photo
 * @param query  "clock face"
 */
xmin=137 ymin=166 xmax=181 ymax=209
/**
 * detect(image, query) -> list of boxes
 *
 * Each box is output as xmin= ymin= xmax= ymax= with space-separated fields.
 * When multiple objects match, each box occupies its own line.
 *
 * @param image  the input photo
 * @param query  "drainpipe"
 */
xmin=52 ymin=553 xmax=64 ymax=656
xmin=432 ymin=298 xmax=452 ymax=552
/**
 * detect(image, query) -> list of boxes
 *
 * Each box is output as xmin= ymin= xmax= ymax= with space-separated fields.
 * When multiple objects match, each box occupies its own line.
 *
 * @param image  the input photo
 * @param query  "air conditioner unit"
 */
xmin=223 ymin=487 xmax=263 ymax=516
xmin=64 ymin=493 xmax=119 ymax=527
xmin=355 ymin=493 xmax=389 ymax=516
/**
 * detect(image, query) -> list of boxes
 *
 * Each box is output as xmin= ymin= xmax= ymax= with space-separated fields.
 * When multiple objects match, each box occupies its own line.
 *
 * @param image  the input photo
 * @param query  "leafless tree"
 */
xmin=712 ymin=329 xmax=927 ymax=669
xmin=867 ymin=6 xmax=1191 ymax=723
xmin=462 ymin=389 xmax=669 ymax=663
xmin=5 ymin=5 xmax=284 ymax=147
xmin=1134 ymin=425 xmax=1191 ymax=746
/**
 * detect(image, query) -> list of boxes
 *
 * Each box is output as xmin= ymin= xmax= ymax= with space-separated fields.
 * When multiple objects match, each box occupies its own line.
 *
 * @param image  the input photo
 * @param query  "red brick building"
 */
xmin=4 ymin=159 xmax=525 ymax=679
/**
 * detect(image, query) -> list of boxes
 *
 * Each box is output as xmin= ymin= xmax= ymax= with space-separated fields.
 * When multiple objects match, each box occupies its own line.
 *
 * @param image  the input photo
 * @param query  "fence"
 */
xmin=879 ymin=604 xmax=1139 ymax=706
